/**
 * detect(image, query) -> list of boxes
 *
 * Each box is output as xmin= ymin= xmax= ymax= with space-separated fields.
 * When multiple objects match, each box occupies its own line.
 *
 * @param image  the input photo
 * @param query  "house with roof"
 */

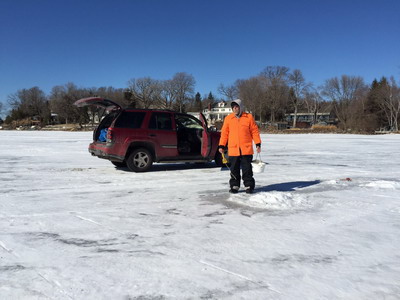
xmin=201 ymin=100 xmax=237 ymax=125
xmin=285 ymin=112 xmax=337 ymax=128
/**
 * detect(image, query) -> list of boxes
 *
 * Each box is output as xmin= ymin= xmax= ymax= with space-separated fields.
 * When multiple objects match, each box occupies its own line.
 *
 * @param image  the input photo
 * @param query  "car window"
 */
xmin=148 ymin=112 xmax=173 ymax=130
xmin=175 ymin=114 xmax=203 ymax=130
xmin=114 ymin=111 xmax=146 ymax=128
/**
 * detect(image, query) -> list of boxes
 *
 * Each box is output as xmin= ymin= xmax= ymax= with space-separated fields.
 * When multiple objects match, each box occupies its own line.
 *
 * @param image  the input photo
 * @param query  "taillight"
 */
xmin=106 ymin=128 xmax=113 ymax=143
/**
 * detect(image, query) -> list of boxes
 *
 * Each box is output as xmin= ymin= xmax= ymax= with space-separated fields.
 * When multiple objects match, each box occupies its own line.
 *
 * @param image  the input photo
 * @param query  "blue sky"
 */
xmin=1 ymin=0 xmax=399 ymax=110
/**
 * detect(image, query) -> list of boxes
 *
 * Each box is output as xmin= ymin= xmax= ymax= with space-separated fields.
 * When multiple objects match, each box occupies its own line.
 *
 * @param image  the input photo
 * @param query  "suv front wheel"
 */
xmin=127 ymin=148 xmax=153 ymax=172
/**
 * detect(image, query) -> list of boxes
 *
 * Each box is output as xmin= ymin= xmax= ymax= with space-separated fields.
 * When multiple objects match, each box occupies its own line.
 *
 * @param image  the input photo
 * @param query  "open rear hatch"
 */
xmin=74 ymin=97 xmax=122 ymax=111
xmin=74 ymin=97 xmax=122 ymax=142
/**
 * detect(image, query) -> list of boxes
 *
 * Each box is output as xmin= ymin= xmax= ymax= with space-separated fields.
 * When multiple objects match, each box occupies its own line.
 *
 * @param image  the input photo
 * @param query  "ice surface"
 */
xmin=1 ymin=131 xmax=399 ymax=299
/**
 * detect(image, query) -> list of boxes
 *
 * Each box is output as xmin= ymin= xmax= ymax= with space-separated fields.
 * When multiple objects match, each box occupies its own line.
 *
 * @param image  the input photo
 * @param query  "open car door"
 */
xmin=74 ymin=97 xmax=122 ymax=111
xmin=199 ymin=113 xmax=212 ymax=157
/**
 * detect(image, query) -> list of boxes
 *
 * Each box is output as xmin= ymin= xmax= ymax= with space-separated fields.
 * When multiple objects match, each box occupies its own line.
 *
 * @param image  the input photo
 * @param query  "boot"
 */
xmin=229 ymin=186 xmax=239 ymax=194
xmin=245 ymin=187 xmax=254 ymax=194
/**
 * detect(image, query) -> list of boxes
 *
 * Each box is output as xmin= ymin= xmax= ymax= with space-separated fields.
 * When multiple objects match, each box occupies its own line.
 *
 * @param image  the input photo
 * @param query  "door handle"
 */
xmin=149 ymin=134 xmax=156 ymax=137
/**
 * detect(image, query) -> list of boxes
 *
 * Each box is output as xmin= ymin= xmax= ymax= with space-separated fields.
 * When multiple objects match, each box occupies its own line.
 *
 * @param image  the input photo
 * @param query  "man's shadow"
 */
xmin=255 ymin=180 xmax=321 ymax=192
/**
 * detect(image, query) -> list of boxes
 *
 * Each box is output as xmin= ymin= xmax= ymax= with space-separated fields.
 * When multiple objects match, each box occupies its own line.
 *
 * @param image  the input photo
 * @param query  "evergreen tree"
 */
xmin=194 ymin=92 xmax=202 ymax=112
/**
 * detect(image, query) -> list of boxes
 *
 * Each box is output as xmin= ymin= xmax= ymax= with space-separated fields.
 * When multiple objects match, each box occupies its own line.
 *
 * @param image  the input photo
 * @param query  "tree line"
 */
xmin=3 ymin=67 xmax=400 ymax=132
xmin=221 ymin=66 xmax=399 ymax=132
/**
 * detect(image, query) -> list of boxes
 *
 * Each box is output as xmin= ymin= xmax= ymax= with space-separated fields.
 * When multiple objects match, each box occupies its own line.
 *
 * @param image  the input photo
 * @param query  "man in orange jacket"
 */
xmin=218 ymin=99 xmax=261 ymax=194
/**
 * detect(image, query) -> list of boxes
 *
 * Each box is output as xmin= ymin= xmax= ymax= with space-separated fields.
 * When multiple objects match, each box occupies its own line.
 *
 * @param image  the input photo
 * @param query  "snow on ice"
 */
xmin=0 ymin=131 xmax=399 ymax=299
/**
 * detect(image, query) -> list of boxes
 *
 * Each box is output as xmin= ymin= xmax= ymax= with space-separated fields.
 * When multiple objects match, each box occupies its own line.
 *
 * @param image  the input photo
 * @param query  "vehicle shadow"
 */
xmin=255 ymin=180 xmax=321 ymax=192
xmin=116 ymin=163 xmax=219 ymax=172
xmin=151 ymin=163 xmax=219 ymax=172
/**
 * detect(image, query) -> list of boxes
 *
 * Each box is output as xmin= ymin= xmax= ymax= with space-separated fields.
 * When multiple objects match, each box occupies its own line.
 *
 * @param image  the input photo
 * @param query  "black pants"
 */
xmin=229 ymin=155 xmax=255 ymax=189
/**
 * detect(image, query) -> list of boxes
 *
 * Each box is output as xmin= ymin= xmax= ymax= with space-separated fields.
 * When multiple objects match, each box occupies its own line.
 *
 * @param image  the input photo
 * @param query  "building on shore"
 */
xmin=188 ymin=100 xmax=238 ymax=129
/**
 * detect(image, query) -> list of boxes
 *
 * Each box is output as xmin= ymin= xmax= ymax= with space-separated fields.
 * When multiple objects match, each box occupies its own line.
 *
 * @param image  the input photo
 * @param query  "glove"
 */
xmin=218 ymin=145 xmax=227 ymax=153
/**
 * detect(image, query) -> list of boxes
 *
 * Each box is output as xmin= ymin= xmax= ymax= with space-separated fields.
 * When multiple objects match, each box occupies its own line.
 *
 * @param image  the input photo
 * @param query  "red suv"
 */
xmin=74 ymin=97 xmax=223 ymax=172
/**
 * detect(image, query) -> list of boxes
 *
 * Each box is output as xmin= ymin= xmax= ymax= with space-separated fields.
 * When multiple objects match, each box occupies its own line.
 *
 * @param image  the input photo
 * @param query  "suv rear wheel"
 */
xmin=126 ymin=148 xmax=153 ymax=172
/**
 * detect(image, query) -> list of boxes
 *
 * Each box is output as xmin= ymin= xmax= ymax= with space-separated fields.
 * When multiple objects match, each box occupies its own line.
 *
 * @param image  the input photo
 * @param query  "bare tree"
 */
xmin=374 ymin=77 xmax=400 ymax=131
xmin=159 ymin=79 xmax=176 ymax=109
xmin=217 ymin=83 xmax=238 ymax=100
xmin=236 ymin=76 xmax=265 ymax=122
xmin=8 ymin=87 xmax=49 ymax=123
xmin=259 ymin=66 xmax=290 ymax=122
xmin=260 ymin=66 xmax=289 ymax=82
xmin=321 ymin=75 xmax=365 ymax=130
xmin=127 ymin=77 xmax=162 ymax=109
xmin=170 ymin=72 xmax=195 ymax=113
xmin=288 ymin=69 xmax=310 ymax=127
xmin=388 ymin=77 xmax=400 ymax=131
xmin=49 ymin=83 xmax=90 ymax=124
xmin=303 ymin=88 xmax=325 ymax=125
xmin=95 ymin=86 xmax=126 ymax=105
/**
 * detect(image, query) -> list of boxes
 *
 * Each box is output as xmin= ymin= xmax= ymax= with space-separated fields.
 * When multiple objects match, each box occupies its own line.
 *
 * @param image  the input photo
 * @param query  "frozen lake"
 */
xmin=1 ymin=131 xmax=399 ymax=299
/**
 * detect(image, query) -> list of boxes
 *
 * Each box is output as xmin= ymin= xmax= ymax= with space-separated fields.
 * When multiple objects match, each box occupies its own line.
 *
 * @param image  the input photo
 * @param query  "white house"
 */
xmin=201 ymin=100 xmax=239 ymax=125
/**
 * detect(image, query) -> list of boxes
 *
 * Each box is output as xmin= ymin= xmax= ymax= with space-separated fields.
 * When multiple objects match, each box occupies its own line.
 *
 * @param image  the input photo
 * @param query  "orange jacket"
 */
xmin=219 ymin=112 xmax=261 ymax=156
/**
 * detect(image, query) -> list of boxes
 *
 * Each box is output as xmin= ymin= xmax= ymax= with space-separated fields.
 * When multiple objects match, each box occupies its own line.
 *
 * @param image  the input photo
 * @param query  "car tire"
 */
xmin=111 ymin=161 xmax=126 ymax=168
xmin=126 ymin=148 xmax=153 ymax=172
